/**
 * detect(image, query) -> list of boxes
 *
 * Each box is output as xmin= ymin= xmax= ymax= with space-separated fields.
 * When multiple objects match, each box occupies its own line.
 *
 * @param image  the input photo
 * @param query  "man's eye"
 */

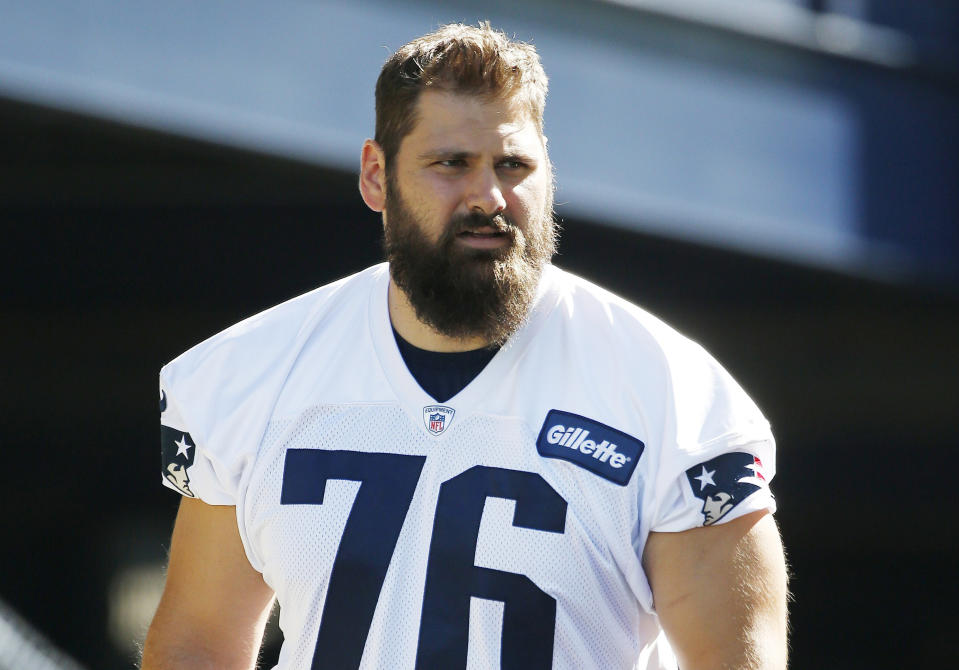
xmin=436 ymin=159 xmax=465 ymax=167
xmin=498 ymin=160 xmax=526 ymax=169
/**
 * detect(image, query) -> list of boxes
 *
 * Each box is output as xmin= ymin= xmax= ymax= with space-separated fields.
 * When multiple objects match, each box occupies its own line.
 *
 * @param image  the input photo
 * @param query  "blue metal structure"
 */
xmin=1 ymin=0 xmax=956 ymax=284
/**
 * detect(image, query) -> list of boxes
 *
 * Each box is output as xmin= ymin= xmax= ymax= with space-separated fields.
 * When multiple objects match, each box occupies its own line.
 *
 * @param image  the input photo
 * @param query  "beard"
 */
xmin=383 ymin=179 xmax=556 ymax=346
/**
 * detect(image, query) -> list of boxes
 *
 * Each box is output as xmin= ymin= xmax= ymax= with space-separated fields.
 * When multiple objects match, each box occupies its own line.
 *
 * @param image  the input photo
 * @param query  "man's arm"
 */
xmin=142 ymin=497 xmax=276 ymax=670
xmin=643 ymin=510 xmax=788 ymax=670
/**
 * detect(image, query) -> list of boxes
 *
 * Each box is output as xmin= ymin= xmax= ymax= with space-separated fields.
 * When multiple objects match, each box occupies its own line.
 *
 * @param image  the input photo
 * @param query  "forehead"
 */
xmin=403 ymin=90 xmax=543 ymax=156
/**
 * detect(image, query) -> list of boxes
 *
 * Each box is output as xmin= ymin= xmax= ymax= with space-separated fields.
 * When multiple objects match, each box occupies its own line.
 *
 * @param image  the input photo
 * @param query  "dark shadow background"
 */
xmin=1 ymin=96 xmax=957 ymax=669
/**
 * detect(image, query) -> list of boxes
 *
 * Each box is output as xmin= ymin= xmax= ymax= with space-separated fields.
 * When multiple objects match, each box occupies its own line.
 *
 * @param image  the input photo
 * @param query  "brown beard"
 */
xmin=383 ymin=179 xmax=556 ymax=345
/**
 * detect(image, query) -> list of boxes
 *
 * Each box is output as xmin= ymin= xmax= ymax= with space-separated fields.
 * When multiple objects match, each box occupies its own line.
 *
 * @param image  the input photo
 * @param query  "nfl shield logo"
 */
xmin=423 ymin=405 xmax=455 ymax=436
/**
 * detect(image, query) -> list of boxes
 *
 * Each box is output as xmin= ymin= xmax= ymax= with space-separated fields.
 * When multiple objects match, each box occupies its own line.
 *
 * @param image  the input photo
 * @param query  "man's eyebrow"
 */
xmin=500 ymin=151 xmax=537 ymax=163
xmin=417 ymin=149 xmax=538 ymax=163
xmin=417 ymin=149 xmax=477 ymax=161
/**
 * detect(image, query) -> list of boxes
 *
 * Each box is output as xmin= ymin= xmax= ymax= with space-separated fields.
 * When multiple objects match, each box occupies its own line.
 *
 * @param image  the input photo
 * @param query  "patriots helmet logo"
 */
xmin=686 ymin=452 xmax=767 ymax=526
xmin=161 ymin=425 xmax=197 ymax=497
xmin=423 ymin=405 xmax=455 ymax=436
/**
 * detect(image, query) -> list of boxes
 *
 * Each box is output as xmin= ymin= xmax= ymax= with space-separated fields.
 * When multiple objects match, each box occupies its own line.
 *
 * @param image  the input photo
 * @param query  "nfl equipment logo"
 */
xmin=423 ymin=405 xmax=455 ymax=436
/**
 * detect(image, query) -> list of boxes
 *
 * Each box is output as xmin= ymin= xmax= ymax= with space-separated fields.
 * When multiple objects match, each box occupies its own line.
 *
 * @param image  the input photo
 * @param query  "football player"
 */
xmin=143 ymin=22 xmax=787 ymax=670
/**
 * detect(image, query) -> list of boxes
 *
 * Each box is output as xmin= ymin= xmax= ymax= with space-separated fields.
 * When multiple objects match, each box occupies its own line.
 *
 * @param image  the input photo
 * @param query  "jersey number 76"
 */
xmin=281 ymin=449 xmax=568 ymax=669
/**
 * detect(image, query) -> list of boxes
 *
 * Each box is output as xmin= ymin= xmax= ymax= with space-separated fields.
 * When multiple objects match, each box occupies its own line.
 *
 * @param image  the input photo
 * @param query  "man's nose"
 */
xmin=464 ymin=166 xmax=506 ymax=216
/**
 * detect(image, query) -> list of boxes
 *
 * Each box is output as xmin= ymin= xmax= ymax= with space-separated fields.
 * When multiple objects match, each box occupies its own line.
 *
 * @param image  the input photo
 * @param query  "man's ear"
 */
xmin=359 ymin=139 xmax=387 ymax=212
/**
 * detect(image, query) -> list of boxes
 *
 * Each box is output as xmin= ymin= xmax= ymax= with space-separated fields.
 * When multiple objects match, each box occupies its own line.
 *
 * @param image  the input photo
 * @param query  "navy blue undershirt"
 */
xmin=392 ymin=327 xmax=499 ymax=403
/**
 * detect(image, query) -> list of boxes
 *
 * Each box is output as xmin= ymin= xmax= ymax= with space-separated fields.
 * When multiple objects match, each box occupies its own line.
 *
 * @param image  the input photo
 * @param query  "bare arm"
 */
xmin=141 ymin=497 xmax=276 ymax=670
xmin=643 ymin=510 xmax=788 ymax=670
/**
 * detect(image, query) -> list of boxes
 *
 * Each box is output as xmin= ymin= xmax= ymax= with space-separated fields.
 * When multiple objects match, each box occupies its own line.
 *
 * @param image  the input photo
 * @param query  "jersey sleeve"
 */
xmin=154 ymin=275 xmax=347 ymax=507
xmin=159 ymin=373 xmax=240 ymax=505
xmin=648 ymin=338 xmax=777 ymax=532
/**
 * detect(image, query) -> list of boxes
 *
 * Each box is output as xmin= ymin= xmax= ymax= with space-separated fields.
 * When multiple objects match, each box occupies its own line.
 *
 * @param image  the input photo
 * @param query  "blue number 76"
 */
xmin=281 ymin=449 xmax=568 ymax=669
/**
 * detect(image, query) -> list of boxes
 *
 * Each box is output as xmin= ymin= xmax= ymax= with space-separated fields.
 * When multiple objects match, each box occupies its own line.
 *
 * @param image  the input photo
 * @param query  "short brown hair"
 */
xmin=375 ymin=22 xmax=549 ymax=168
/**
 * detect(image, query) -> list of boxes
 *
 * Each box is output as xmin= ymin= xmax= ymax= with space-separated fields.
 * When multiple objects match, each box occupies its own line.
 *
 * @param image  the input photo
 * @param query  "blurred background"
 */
xmin=1 ymin=0 xmax=957 ymax=668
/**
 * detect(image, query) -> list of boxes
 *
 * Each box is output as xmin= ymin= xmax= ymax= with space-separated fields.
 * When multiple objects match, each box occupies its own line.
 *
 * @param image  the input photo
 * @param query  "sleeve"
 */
xmin=159 ymin=370 xmax=243 ymax=506
xmin=155 ymin=294 xmax=318 ymax=506
xmin=649 ymin=339 xmax=777 ymax=532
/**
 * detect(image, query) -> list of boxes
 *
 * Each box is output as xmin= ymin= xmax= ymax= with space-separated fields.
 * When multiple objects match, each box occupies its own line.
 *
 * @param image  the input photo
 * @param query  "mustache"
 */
xmin=449 ymin=211 xmax=514 ymax=235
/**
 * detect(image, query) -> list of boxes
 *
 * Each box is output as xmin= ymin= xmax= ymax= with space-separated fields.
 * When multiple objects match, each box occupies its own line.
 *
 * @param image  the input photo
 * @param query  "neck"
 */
xmin=388 ymin=280 xmax=490 ymax=352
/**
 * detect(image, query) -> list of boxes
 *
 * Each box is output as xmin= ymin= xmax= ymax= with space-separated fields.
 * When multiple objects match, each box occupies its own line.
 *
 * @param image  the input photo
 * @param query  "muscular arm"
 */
xmin=643 ymin=510 xmax=788 ymax=670
xmin=141 ymin=497 xmax=276 ymax=670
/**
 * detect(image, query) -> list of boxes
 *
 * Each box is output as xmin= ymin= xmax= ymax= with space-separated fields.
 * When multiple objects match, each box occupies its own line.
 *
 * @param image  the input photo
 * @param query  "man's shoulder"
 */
xmin=538 ymin=265 xmax=743 ymax=401
xmin=537 ymin=266 xmax=773 ymax=463
xmin=543 ymin=264 xmax=691 ymax=350
xmin=162 ymin=263 xmax=386 ymax=382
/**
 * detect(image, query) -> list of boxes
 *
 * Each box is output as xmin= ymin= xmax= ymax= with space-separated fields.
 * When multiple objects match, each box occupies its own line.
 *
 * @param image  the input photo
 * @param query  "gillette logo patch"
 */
xmin=536 ymin=410 xmax=644 ymax=486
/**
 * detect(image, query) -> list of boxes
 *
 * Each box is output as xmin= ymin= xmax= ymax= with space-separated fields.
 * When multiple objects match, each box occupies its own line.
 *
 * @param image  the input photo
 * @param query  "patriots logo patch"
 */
xmin=161 ymin=425 xmax=196 ymax=497
xmin=686 ymin=452 xmax=767 ymax=525
xmin=423 ymin=405 xmax=454 ymax=436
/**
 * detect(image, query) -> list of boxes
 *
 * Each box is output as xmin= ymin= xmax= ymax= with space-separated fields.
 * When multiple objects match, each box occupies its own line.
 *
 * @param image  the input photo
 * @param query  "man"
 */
xmin=143 ymin=23 xmax=788 ymax=670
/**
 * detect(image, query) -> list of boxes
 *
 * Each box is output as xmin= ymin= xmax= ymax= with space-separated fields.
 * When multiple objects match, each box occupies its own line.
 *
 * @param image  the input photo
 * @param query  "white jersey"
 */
xmin=159 ymin=263 xmax=776 ymax=670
